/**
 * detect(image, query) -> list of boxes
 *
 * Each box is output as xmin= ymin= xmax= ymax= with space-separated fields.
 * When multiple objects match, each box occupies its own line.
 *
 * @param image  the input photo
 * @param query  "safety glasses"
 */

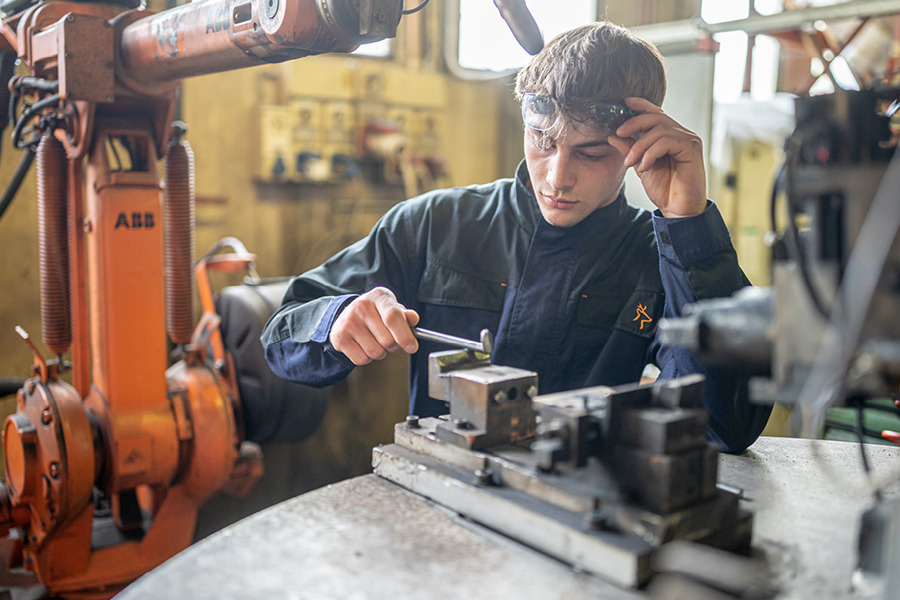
xmin=520 ymin=93 xmax=637 ymax=136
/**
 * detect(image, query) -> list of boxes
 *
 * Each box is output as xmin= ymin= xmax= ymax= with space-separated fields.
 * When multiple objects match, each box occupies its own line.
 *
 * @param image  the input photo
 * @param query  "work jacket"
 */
xmin=262 ymin=161 xmax=771 ymax=453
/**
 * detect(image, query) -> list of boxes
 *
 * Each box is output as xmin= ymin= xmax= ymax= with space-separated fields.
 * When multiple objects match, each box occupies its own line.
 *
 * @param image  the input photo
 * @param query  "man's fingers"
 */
xmin=329 ymin=287 xmax=421 ymax=364
xmin=365 ymin=308 xmax=404 ymax=352
xmin=403 ymin=309 xmax=420 ymax=353
xmin=376 ymin=300 xmax=418 ymax=354
xmin=331 ymin=332 xmax=377 ymax=365
xmin=624 ymin=96 xmax=664 ymax=114
xmin=618 ymin=124 xmax=701 ymax=170
xmin=607 ymin=135 xmax=634 ymax=159
xmin=331 ymin=307 xmax=388 ymax=364
xmin=634 ymin=136 xmax=679 ymax=173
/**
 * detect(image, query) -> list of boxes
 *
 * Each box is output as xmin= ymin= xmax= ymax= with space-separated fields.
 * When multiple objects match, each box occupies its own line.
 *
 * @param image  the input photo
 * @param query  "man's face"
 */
xmin=523 ymin=121 xmax=628 ymax=228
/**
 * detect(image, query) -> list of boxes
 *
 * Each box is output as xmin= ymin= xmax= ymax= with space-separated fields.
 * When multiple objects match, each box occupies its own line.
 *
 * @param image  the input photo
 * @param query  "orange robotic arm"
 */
xmin=0 ymin=0 xmax=409 ymax=597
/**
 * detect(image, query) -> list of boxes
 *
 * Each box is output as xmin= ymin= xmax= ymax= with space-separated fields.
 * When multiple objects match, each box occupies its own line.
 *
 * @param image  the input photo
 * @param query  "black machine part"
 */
xmin=215 ymin=279 xmax=329 ymax=444
xmin=657 ymin=286 xmax=773 ymax=375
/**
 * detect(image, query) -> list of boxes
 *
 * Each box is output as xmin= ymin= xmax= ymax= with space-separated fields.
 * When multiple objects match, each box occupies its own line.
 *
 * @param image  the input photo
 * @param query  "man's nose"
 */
xmin=547 ymin=150 xmax=575 ymax=191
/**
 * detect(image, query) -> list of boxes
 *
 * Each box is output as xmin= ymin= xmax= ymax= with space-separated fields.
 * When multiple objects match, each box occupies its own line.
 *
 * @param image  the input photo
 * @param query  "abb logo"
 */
xmin=114 ymin=212 xmax=156 ymax=229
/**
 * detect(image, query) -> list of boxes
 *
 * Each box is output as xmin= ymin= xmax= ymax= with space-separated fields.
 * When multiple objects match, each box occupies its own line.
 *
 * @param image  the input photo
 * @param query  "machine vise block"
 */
xmin=428 ymin=350 xmax=538 ymax=450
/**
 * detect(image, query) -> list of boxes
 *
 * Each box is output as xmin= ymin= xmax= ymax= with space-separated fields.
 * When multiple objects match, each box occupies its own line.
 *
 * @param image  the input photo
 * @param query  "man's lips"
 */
xmin=542 ymin=194 xmax=576 ymax=209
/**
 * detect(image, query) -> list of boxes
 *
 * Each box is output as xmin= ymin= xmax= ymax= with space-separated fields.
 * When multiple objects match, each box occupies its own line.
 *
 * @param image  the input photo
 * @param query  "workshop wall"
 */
xmin=0 ymin=112 xmax=39 ymax=422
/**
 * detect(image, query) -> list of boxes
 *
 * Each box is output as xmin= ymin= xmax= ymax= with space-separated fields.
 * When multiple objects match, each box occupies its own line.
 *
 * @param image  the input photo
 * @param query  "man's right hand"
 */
xmin=329 ymin=287 xmax=420 ymax=365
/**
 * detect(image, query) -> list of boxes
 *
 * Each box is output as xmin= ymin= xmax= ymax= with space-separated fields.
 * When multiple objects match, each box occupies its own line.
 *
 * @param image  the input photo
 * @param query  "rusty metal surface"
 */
xmin=115 ymin=436 xmax=900 ymax=599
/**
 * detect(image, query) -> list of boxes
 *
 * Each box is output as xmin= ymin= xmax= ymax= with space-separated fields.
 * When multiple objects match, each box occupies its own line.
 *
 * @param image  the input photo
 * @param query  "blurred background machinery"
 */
xmin=661 ymin=88 xmax=900 ymax=439
xmin=660 ymin=86 xmax=900 ymax=600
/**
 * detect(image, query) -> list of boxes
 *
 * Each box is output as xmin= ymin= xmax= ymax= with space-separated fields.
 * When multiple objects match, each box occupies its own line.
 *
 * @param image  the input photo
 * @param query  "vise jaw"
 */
xmin=427 ymin=349 xmax=538 ymax=450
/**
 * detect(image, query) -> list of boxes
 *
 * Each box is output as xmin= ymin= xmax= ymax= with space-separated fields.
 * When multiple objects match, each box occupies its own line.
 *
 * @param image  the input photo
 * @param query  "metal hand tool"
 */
xmin=412 ymin=327 xmax=494 ymax=355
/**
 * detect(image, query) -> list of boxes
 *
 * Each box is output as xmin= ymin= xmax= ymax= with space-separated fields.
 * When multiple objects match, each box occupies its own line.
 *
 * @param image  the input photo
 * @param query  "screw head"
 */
xmin=475 ymin=469 xmax=493 ymax=486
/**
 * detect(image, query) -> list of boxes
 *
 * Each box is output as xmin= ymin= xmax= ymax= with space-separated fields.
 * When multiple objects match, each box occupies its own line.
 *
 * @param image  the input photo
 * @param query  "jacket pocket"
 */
xmin=576 ymin=290 xmax=630 ymax=330
xmin=417 ymin=261 xmax=505 ymax=312
xmin=576 ymin=288 xmax=664 ymax=339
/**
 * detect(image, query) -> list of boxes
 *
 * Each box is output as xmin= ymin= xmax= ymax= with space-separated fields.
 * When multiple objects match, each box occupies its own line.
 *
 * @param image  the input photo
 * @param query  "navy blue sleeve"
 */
xmin=263 ymin=294 xmax=358 ymax=387
xmin=652 ymin=202 xmax=771 ymax=454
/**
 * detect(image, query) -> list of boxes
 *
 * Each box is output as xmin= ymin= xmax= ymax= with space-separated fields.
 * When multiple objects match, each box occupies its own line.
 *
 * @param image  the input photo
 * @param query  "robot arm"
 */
xmin=1 ymin=0 xmax=403 ymax=102
xmin=117 ymin=0 xmax=403 ymax=86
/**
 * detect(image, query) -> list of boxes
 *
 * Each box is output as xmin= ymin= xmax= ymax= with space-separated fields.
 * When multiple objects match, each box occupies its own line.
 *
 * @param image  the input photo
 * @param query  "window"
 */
xmin=703 ymin=0 xmax=783 ymax=102
xmin=457 ymin=0 xmax=596 ymax=72
xmin=354 ymin=38 xmax=391 ymax=58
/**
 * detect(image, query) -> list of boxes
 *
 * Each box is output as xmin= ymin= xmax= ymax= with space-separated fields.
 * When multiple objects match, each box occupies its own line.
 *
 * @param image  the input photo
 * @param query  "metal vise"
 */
xmin=531 ymin=374 xmax=717 ymax=514
xmin=427 ymin=348 xmax=538 ymax=450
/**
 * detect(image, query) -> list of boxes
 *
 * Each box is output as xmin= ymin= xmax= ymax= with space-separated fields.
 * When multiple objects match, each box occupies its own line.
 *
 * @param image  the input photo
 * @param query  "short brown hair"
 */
xmin=515 ymin=22 xmax=666 ymax=117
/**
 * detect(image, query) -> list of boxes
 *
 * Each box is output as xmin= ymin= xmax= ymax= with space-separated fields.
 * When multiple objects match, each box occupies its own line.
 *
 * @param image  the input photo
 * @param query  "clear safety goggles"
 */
xmin=520 ymin=93 xmax=637 ymax=136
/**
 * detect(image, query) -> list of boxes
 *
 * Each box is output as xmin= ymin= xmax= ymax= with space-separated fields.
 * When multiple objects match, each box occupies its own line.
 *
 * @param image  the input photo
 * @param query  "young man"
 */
xmin=261 ymin=21 xmax=771 ymax=453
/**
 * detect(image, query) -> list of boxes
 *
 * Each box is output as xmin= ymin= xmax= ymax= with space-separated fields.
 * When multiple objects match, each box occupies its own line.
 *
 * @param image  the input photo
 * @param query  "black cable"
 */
xmin=781 ymin=138 xmax=832 ymax=320
xmin=840 ymin=392 xmax=885 ymax=502
xmin=861 ymin=396 xmax=900 ymax=416
xmin=824 ymin=418 xmax=883 ymax=440
xmin=7 ymin=76 xmax=58 ymax=138
xmin=401 ymin=0 xmax=429 ymax=15
xmin=0 ymin=51 xmax=17 ymax=162
xmin=11 ymin=92 xmax=60 ymax=149
xmin=0 ymin=143 xmax=36 ymax=222
xmin=785 ymin=201 xmax=831 ymax=319
xmin=15 ymin=77 xmax=59 ymax=93
xmin=769 ymin=162 xmax=785 ymax=237
xmin=1 ymin=84 xmax=58 ymax=221
xmin=0 ymin=377 xmax=24 ymax=399
xmin=852 ymin=396 xmax=873 ymax=474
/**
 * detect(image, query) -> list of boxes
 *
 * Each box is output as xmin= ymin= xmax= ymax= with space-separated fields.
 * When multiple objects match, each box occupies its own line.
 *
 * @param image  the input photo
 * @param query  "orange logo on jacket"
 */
xmin=632 ymin=303 xmax=653 ymax=330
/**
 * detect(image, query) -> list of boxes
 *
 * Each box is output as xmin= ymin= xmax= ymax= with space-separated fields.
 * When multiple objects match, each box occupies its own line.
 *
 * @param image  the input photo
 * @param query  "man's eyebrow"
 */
xmin=572 ymin=140 xmax=612 ymax=149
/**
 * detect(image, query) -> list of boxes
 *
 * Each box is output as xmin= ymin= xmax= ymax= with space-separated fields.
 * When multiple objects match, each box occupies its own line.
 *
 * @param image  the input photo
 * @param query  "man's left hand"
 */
xmin=607 ymin=97 xmax=707 ymax=219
